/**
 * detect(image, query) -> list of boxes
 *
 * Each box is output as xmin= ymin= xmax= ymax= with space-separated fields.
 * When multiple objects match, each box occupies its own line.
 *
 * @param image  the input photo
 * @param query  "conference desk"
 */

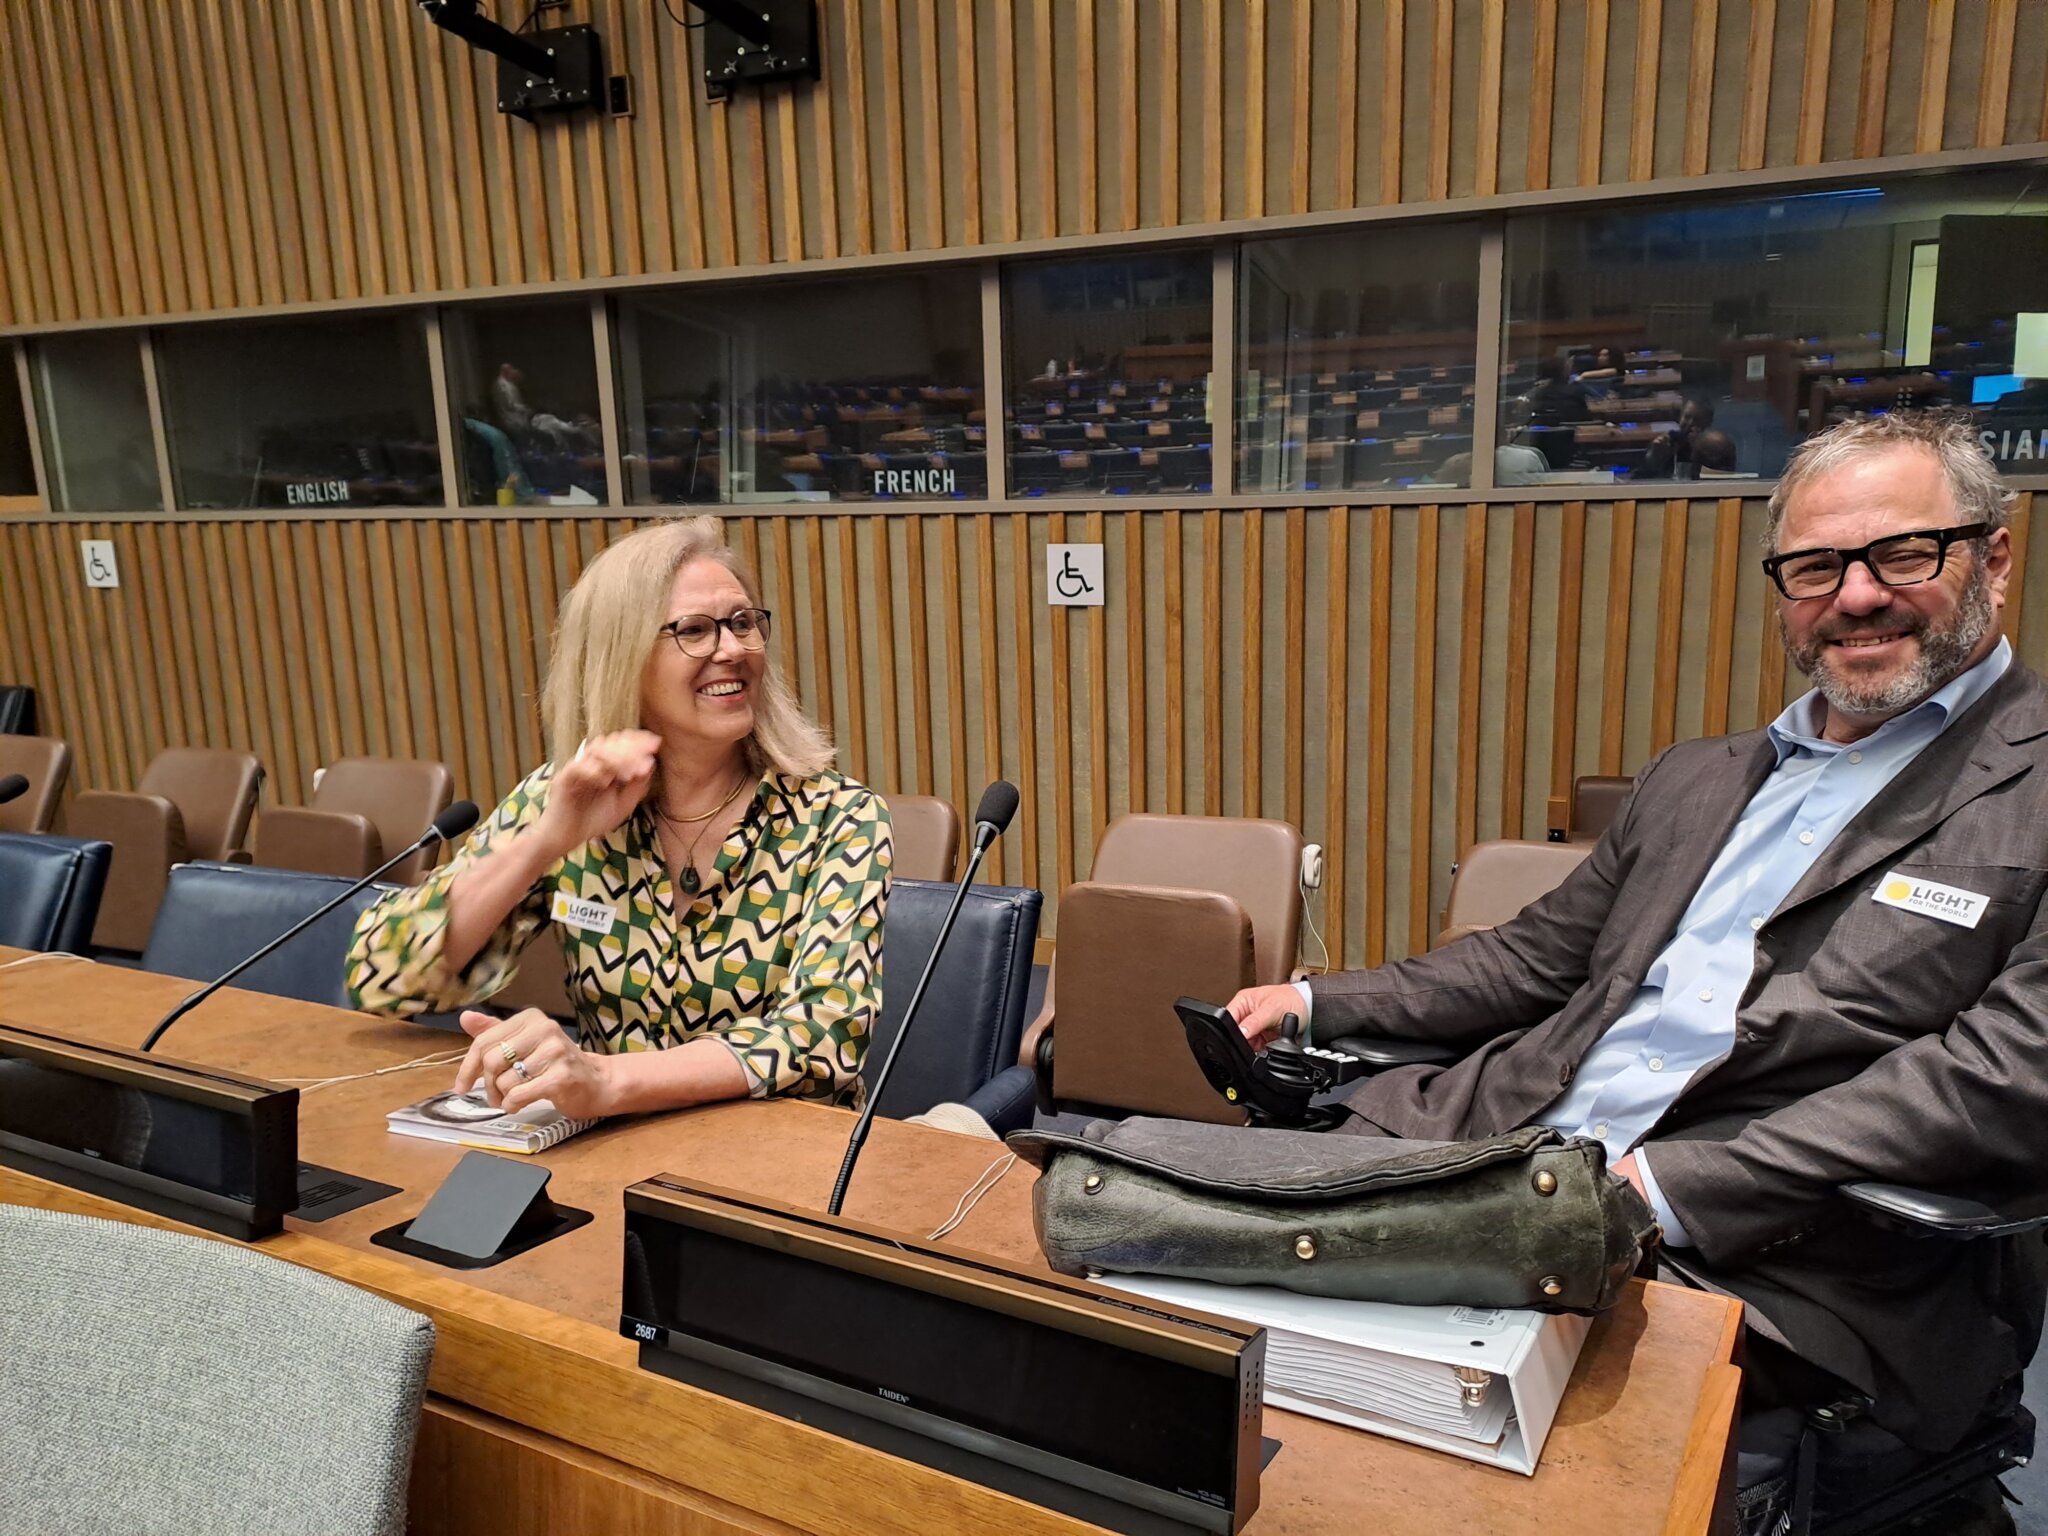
xmin=0 ymin=952 xmax=1741 ymax=1535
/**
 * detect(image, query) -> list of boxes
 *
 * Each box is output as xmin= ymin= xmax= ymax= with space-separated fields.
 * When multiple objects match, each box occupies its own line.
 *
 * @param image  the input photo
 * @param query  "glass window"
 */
xmin=31 ymin=331 xmax=160 ymax=511
xmin=443 ymin=299 xmax=607 ymax=506
xmin=1002 ymin=251 xmax=1213 ymax=497
xmin=155 ymin=312 xmax=442 ymax=510
xmin=1237 ymin=224 xmax=1481 ymax=492
xmin=614 ymin=269 xmax=984 ymax=505
xmin=0 ymin=350 xmax=34 ymax=498
xmin=1499 ymin=166 xmax=2048 ymax=486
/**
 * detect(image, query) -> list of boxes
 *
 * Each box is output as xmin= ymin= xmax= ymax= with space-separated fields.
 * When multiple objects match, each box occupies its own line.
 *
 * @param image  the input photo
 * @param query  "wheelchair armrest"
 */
xmin=1327 ymin=1036 xmax=1464 ymax=1070
xmin=1839 ymin=1182 xmax=2048 ymax=1239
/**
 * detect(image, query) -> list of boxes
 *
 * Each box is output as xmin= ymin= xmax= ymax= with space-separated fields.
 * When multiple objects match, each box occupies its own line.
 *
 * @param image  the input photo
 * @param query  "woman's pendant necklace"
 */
xmin=657 ymin=770 xmax=752 ymax=902
xmin=680 ymin=864 xmax=701 ymax=895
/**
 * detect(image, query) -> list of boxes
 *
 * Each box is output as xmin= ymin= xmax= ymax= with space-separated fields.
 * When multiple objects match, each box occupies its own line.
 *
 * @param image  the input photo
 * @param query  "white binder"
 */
xmin=1106 ymin=1275 xmax=1591 ymax=1475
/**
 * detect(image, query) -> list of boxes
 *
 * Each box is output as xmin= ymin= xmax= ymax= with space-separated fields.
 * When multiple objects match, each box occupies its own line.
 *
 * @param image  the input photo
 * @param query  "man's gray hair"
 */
xmin=1764 ymin=409 xmax=2014 ymax=551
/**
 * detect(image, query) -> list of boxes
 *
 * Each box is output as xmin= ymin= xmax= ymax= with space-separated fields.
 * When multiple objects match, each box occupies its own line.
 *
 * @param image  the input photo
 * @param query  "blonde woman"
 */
xmin=347 ymin=516 xmax=890 ymax=1116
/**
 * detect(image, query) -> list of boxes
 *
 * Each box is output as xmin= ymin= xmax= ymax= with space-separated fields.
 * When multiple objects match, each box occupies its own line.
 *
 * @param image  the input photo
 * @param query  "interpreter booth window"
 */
xmin=30 ymin=331 xmax=161 ymax=511
xmin=0 ymin=353 xmax=35 ymax=500
xmin=443 ymin=299 xmax=607 ymax=506
xmin=154 ymin=313 xmax=443 ymax=510
xmin=613 ymin=269 xmax=985 ymax=505
xmin=1237 ymin=223 xmax=1482 ymax=493
xmin=1498 ymin=165 xmax=2048 ymax=486
xmin=1001 ymin=251 xmax=1214 ymax=497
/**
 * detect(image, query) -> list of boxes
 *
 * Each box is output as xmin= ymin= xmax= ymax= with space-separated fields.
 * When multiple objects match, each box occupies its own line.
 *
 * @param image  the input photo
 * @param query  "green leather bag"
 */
xmin=1011 ymin=1118 xmax=1658 ymax=1315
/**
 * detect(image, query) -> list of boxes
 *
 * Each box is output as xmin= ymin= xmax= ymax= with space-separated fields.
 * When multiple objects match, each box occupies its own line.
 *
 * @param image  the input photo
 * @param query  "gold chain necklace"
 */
xmin=653 ymin=772 xmax=752 ymax=894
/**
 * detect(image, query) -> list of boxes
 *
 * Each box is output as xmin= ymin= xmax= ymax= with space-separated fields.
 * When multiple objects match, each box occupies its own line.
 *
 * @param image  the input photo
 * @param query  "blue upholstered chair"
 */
xmin=0 ymin=833 xmax=111 ymax=953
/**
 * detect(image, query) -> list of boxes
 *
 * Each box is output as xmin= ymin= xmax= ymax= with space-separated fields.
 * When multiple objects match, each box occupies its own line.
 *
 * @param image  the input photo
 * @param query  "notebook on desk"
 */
xmin=387 ymin=1091 xmax=600 ymax=1154
xmin=1104 ymin=1275 xmax=1591 ymax=1475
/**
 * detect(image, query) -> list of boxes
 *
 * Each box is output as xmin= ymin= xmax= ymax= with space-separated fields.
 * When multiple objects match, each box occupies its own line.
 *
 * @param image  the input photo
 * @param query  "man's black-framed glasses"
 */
xmin=1761 ymin=523 xmax=1991 ymax=601
xmin=658 ymin=607 xmax=773 ymax=658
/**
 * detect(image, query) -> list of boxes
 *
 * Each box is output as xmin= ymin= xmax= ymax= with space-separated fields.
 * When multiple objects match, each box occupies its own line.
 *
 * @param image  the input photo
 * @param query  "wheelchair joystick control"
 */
xmin=1174 ymin=997 xmax=1366 ymax=1131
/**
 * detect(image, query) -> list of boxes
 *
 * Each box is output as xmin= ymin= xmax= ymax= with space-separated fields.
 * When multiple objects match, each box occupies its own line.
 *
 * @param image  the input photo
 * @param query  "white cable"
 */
xmin=1299 ymin=875 xmax=1331 ymax=974
xmin=927 ymin=1151 xmax=1017 ymax=1241
xmin=279 ymin=1049 xmax=468 ymax=1093
xmin=0 ymin=950 xmax=91 ymax=974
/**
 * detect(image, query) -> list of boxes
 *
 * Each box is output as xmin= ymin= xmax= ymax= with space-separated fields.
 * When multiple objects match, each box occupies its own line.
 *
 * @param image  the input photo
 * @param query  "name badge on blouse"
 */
xmin=551 ymin=891 xmax=615 ymax=934
xmin=1872 ymin=870 xmax=1989 ymax=930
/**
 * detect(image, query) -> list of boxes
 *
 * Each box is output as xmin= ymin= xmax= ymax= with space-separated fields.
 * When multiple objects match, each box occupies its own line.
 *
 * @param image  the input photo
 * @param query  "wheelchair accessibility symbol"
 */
xmin=1045 ymin=543 xmax=1105 ymax=607
xmin=79 ymin=539 xmax=121 ymax=590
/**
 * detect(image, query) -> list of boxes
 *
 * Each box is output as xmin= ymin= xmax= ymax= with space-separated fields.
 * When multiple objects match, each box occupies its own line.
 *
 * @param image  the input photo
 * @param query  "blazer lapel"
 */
xmin=1772 ymin=666 xmax=2048 ymax=922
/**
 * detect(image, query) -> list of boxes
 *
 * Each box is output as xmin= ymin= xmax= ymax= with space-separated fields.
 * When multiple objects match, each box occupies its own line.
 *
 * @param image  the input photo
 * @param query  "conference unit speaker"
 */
xmin=693 ymin=0 xmax=820 ymax=100
xmin=0 ymin=1022 xmax=298 ymax=1241
xmin=622 ymin=1176 xmax=1268 ymax=1535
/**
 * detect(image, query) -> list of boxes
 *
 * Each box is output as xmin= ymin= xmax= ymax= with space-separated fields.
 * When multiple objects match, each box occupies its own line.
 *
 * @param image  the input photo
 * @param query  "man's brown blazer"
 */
xmin=1309 ymin=661 xmax=2048 ymax=1449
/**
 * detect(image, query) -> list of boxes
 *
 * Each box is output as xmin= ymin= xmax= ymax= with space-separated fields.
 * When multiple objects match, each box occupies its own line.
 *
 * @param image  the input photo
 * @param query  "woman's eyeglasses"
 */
xmin=657 ymin=608 xmax=773 ymax=658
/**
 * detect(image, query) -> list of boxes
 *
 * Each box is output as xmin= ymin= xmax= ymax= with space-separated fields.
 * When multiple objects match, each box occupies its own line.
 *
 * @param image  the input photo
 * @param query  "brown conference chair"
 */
xmin=1433 ymin=839 xmax=1591 ymax=948
xmin=254 ymin=757 xmax=455 ymax=886
xmin=1567 ymin=774 xmax=1633 ymax=844
xmin=69 ymin=748 xmax=265 ymax=953
xmin=0 ymin=735 xmax=72 ymax=834
xmin=1024 ymin=813 xmax=1306 ymax=1117
xmin=488 ymin=924 xmax=578 ymax=1026
xmin=884 ymin=794 xmax=962 ymax=883
xmin=1040 ymin=884 xmax=1255 ymax=1124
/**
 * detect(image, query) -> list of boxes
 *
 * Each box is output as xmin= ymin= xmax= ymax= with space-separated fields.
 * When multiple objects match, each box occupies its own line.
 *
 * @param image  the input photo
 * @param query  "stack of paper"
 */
xmin=1105 ymin=1275 xmax=1591 ymax=1474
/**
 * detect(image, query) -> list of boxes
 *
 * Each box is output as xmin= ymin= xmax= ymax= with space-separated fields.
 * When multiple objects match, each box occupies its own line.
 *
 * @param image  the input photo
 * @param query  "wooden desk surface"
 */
xmin=0 ymin=953 xmax=1739 ymax=1535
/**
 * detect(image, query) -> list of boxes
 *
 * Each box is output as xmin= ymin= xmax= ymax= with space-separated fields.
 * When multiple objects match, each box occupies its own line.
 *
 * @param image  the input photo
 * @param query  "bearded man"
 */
xmin=1228 ymin=411 xmax=2043 ymax=1531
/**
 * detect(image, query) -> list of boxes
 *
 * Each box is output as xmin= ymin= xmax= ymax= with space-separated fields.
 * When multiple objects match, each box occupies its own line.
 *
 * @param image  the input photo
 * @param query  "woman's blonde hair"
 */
xmin=541 ymin=516 xmax=834 ymax=778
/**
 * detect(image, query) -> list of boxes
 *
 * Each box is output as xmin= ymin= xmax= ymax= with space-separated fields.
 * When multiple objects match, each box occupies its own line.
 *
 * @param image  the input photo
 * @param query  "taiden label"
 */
xmin=1872 ymin=870 xmax=1988 ymax=930
xmin=552 ymin=891 xmax=615 ymax=934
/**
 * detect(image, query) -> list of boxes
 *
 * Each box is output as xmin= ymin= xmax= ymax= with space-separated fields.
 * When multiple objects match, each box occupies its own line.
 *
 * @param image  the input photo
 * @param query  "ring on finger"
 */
xmin=500 ymin=1041 xmax=522 ymax=1067
xmin=510 ymin=1058 xmax=532 ymax=1081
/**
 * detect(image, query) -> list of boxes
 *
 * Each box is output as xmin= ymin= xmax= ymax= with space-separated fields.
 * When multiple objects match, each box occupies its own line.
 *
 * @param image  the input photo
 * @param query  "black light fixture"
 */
xmin=691 ymin=0 xmax=819 ymax=100
xmin=417 ymin=0 xmax=604 ymax=121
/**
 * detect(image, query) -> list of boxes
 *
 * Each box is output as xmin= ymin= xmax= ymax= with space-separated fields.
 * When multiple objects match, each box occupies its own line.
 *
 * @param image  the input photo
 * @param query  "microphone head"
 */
xmin=972 ymin=780 xmax=1020 ymax=837
xmin=429 ymin=800 xmax=482 ymax=844
xmin=0 ymin=773 xmax=26 ymax=806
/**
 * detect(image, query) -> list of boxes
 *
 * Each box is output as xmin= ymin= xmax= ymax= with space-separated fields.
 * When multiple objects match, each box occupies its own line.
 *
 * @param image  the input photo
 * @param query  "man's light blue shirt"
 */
xmin=1295 ymin=638 xmax=2012 ymax=1246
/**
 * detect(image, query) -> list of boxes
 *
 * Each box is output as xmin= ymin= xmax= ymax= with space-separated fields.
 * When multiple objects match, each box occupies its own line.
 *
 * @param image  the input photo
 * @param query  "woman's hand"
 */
xmin=533 ymin=730 xmax=661 ymax=859
xmin=455 ymin=1008 xmax=619 ymax=1119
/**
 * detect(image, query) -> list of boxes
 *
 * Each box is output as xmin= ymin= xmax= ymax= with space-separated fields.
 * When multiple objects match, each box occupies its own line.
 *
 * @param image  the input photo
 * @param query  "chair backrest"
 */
xmin=1438 ymin=839 xmax=1591 ymax=942
xmin=885 ymin=794 xmax=962 ymax=884
xmin=271 ymin=756 xmax=455 ymax=884
xmin=1091 ymin=814 xmax=1305 ymax=985
xmin=864 ymin=880 xmax=1041 ymax=1119
xmin=489 ymin=922 xmax=578 ymax=1024
xmin=0 ymin=833 xmax=111 ymax=952
xmin=0 ymin=734 xmax=71 ymax=833
xmin=1049 ymin=883 xmax=1254 ymax=1124
xmin=140 ymin=862 xmax=396 ymax=1008
xmin=0 ymin=1203 xmax=433 ymax=1536
xmin=1568 ymin=774 xmax=1633 ymax=844
xmin=138 ymin=748 xmax=265 ymax=861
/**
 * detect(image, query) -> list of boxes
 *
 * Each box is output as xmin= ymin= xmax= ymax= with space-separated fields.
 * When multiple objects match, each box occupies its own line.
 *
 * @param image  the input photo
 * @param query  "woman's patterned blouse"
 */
xmin=346 ymin=764 xmax=890 ymax=1103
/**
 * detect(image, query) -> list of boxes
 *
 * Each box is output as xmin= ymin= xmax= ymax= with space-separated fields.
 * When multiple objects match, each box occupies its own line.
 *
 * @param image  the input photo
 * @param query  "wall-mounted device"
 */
xmin=417 ymin=0 xmax=603 ymax=120
xmin=691 ymin=0 xmax=819 ymax=100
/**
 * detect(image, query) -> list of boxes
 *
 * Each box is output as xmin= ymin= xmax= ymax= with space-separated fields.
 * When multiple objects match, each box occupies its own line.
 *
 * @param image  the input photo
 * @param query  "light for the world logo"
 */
xmin=1884 ymin=879 xmax=1913 ymax=902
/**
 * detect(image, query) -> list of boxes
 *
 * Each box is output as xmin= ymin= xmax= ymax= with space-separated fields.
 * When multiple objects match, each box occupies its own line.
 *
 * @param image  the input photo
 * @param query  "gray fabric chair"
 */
xmin=0 ymin=1203 xmax=434 ymax=1536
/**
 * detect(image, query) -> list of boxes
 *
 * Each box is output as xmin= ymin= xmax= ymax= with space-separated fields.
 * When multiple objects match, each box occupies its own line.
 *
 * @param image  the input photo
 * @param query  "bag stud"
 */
xmin=1083 ymin=1174 xmax=1104 ymax=1194
xmin=1533 ymin=1170 xmax=1558 ymax=1195
xmin=1294 ymin=1234 xmax=1316 ymax=1261
xmin=1540 ymin=1275 xmax=1563 ymax=1297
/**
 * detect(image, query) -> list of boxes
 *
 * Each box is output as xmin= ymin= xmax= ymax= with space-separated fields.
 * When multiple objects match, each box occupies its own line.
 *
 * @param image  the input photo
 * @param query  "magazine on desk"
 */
xmin=386 ymin=1090 xmax=600 ymax=1154
xmin=1103 ymin=1274 xmax=1591 ymax=1475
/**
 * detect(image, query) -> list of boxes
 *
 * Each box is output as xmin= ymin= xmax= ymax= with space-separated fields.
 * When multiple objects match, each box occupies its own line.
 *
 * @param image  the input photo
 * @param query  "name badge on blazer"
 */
xmin=551 ymin=891 xmax=615 ymax=934
xmin=1872 ymin=871 xmax=1989 ymax=930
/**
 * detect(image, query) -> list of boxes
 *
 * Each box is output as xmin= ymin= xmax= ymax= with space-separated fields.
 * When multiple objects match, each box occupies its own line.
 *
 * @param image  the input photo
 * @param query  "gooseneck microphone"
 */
xmin=140 ymin=800 xmax=482 ymax=1052
xmin=827 ymin=780 xmax=1020 ymax=1216
xmin=0 ymin=774 xmax=28 ymax=805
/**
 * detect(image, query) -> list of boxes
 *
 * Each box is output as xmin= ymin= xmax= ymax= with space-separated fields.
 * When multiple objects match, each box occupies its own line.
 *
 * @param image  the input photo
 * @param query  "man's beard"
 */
xmin=1780 ymin=564 xmax=1995 ymax=717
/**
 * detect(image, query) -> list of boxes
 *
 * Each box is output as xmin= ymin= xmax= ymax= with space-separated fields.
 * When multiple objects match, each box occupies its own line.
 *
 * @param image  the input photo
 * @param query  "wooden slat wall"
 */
xmin=0 ymin=0 xmax=2041 ymax=327
xmin=7 ymin=494 xmax=2040 ymax=962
